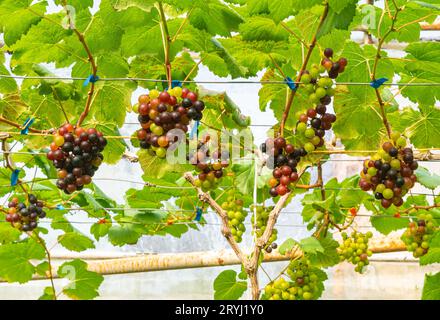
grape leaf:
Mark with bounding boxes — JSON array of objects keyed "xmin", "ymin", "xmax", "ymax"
[
  {"xmin": 58, "ymin": 232, "xmax": 95, "ymax": 252},
  {"xmin": 416, "ymin": 167, "xmax": 440, "ymax": 190},
  {"xmin": 213, "ymin": 270, "xmax": 247, "ymax": 300},
  {"xmin": 58, "ymin": 259, "xmax": 104, "ymax": 300},
  {"xmin": 422, "ymin": 271, "xmax": 440, "ymax": 300}
]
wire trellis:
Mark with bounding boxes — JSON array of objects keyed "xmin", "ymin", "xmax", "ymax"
[{"xmin": 1, "ymin": 74, "xmax": 440, "ymax": 87}]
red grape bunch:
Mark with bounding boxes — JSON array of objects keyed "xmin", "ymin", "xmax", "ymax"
[
  {"xmin": 359, "ymin": 133, "xmax": 418, "ymax": 208},
  {"xmin": 47, "ymin": 123, "xmax": 108, "ymax": 194},
  {"xmin": 134, "ymin": 87, "xmax": 205, "ymax": 158},
  {"xmin": 296, "ymin": 48, "xmax": 346, "ymax": 153},
  {"xmin": 261, "ymin": 137, "xmax": 306, "ymax": 197},
  {"xmin": 5, "ymin": 194, "xmax": 46, "ymax": 232},
  {"xmin": 402, "ymin": 213, "xmax": 438, "ymax": 258}
]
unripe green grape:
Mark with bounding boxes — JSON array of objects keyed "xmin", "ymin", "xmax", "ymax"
[
  {"xmin": 305, "ymin": 128, "xmax": 316, "ymax": 138},
  {"xmin": 315, "ymin": 87, "xmax": 327, "ymax": 99},
  {"xmin": 396, "ymin": 137, "xmax": 406, "ymax": 147},
  {"xmin": 297, "ymin": 122, "xmax": 307, "ymax": 133},
  {"xmin": 304, "ymin": 142, "xmax": 316, "ymax": 153},
  {"xmin": 311, "ymin": 135, "xmax": 321, "ymax": 146},
  {"xmin": 382, "ymin": 188, "xmax": 394, "ymax": 200},
  {"xmin": 301, "ymin": 74, "xmax": 312, "ymax": 84}
]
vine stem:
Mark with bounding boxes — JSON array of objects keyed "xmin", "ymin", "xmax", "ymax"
[
  {"xmin": 29, "ymin": 232, "xmax": 57, "ymax": 299},
  {"xmin": 0, "ymin": 116, "xmax": 49, "ymax": 134},
  {"xmin": 370, "ymin": 0, "xmax": 401, "ymax": 139},
  {"xmin": 279, "ymin": 3, "xmax": 329, "ymax": 136},
  {"xmin": 157, "ymin": 2, "xmax": 172, "ymax": 88},
  {"xmin": 61, "ymin": 1, "xmax": 98, "ymax": 128}
]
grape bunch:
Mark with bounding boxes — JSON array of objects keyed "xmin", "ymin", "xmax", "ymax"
[
  {"xmin": 191, "ymin": 143, "xmax": 230, "ymax": 192},
  {"xmin": 221, "ymin": 192, "xmax": 246, "ymax": 243},
  {"xmin": 5, "ymin": 194, "xmax": 46, "ymax": 232},
  {"xmin": 263, "ymin": 256, "xmax": 324, "ymax": 300},
  {"xmin": 295, "ymin": 49, "xmax": 346, "ymax": 153},
  {"xmin": 134, "ymin": 87, "xmax": 205, "ymax": 158},
  {"xmin": 338, "ymin": 231, "xmax": 373, "ymax": 273},
  {"xmin": 262, "ymin": 137, "xmax": 306, "ymax": 197},
  {"xmin": 359, "ymin": 133, "xmax": 418, "ymax": 208},
  {"xmin": 250, "ymin": 205, "xmax": 278, "ymax": 252},
  {"xmin": 47, "ymin": 123, "xmax": 107, "ymax": 194},
  {"xmin": 321, "ymin": 47, "xmax": 348, "ymax": 79},
  {"xmin": 402, "ymin": 213, "xmax": 437, "ymax": 258}
]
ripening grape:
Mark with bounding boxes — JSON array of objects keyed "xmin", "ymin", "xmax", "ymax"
[
  {"xmin": 250, "ymin": 205, "xmax": 278, "ymax": 252},
  {"xmin": 261, "ymin": 137, "xmax": 305, "ymax": 198},
  {"xmin": 190, "ymin": 141, "xmax": 230, "ymax": 192},
  {"xmin": 295, "ymin": 49, "xmax": 346, "ymax": 154},
  {"xmin": 134, "ymin": 87, "xmax": 204, "ymax": 158},
  {"xmin": 402, "ymin": 213, "xmax": 438, "ymax": 258},
  {"xmin": 263, "ymin": 255, "xmax": 325, "ymax": 300},
  {"xmin": 5, "ymin": 194, "xmax": 46, "ymax": 231},
  {"xmin": 338, "ymin": 231, "xmax": 373, "ymax": 273},
  {"xmin": 47, "ymin": 124, "xmax": 107, "ymax": 194},
  {"xmin": 222, "ymin": 192, "xmax": 247, "ymax": 243},
  {"xmin": 358, "ymin": 133, "xmax": 418, "ymax": 209}
]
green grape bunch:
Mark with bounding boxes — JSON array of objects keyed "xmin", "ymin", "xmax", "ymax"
[
  {"xmin": 263, "ymin": 256, "xmax": 324, "ymax": 300},
  {"xmin": 338, "ymin": 231, "xmax": 373, "ymax": 273},
  {"xmin": 222, "ymin": 192, "xmax": 247, "ymax": 243},
  {"xmin": 402, "ymin": 213, "xmax": 438, "ymax": 258},
  {"xmin": 250, "ymin": 205, "xmax": 278, "ymax": 252}
]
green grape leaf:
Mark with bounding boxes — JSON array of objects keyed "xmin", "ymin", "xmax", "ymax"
[
  {"xmin": 213, "ymin": 270, "xmax": 247, "ymax": 300},
  {"xmin": 416, "ymin": 167, "xmax": 440, "ymax": 190},
  {"xmin": 90, "ymin": 222, "xmax": 111, "ymax": 241},
  {"xmin": 0, "ymin": 0, "xmax": 47, "ymax": 46},
  {"xmin": 278, "ymin": 238, "xmax": 299, "ymax": 255},
  {"xmin": 0, "ymin": 239, "xmax": 46, "ymax": 283},
  {"xmin": 39, "ymin": 286, "xmax": 56, "ymax": 300},
  {"xmin": 422, "ymin": 271, "xmax": 440, "ymax": 300},
  {"xmin": 108, "ymin": 224, "xmax": 141, "ymax": 246},
  {"xmin": 239, "ymin": 17, "xmax": 288, "ymax": 42},
  {"xmin": 268, "ymin": 0, "xmax": 296, "ymax": 23},
  {"xmin": 317, "ymin": 0, "xmax": 357, "ymax": 38},
  {"xmin": 57, "ymin": 259, "xmax": 104, "ymax": 300},
  {"xmin": 389, "ymin": 105, "xmax": 440, "ymax": 148},
  {"xmin": 300, "ymin": 237, "xmax": 325, "ymax": 254},
  {"xmin": 370, "ymin": 215, "xmax": 409, "ymax": 235},
  {"xmin": 58, "ymin": 232, "xmax": 95, "ymax": 252},
  {"xmin": 0, "ymin": 223, "xmax": 21, "ymax": 244},
  {"xmin": 308, "ymin": 234, "xmax": 340, "ymax": 268}
]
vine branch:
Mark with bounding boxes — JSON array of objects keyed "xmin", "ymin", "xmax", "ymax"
[
  {"xmin": 370, "ymin": 0, "xmax": 401, "ymax": 138},
  {"xmin": 279, "ymin": 3, "xmax": 329, "ymax": 136},
  {"xmin": 62, "ymin": 0, "xmax": 98, "ymax": 128}
]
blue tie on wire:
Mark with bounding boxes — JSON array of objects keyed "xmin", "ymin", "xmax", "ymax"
[
  {"xmin": 83, "ymin": 75, "xmax": 100, "ymax": 86},
  {"xmin": 194, "ymin": 207, "xmax": 203, "ymax": 222},
  {"xmin": 284, "ymin": 77, "xmax": 297, "ymax": 90},
  {"xmin": 171, "ymin": 80, "xmax": 182, "ymax": 88},
  {"xmin": 370, "ymin": 78, "xmax": 388, "ymax": 89},
  {"xmin": 190, "ymin": 120, "xmax": 200, "ymax": 140},
  {"xmin": 10, "ymin": 169, "xmax": 20, "ymax": 186},
  {"xmin": 20, "ymin": 117, "xmax": 35, "ymax": 135},
  {"xmin": 56, "ymin": 204, "xmax": 65, "ymax": 210}
]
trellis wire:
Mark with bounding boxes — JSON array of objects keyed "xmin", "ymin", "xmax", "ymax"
[{"xmin": 1, "ymin": 74, "xmax": 440, "ymax": 86}]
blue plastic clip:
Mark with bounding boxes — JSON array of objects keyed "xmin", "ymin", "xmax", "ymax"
[
  {"xmin": 56, "ymin": 204, "xmax": 65, "ymax": 210},
  {"xmin": 284, "ymin": 77, "xmax": 297, "ymax": 91},
  {"xmin": 171, "ymin": 80, "xmax": 182, "ymax": 88},
  {"xmin": 195, "ymin": 207, "xmax": 203, "ymax": 222},
  {"xmin": 83, "ymin": 75, "xmax": 100, "ymax": 86},
  {"xmin": 190, "ymin": 120, "xmax": 200, "ymax": 140},
  {"xmin": 370, "ymin": 77, "xmax": 388, "ymax": 89},
  {"xmin": 10, "ymin": 169, "xmax": 20, "ymax": 186},
  {"xmin": 20, "ymin": 117, "xmax": 35, "ymax": 135}
]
